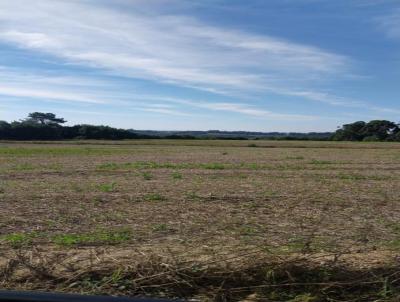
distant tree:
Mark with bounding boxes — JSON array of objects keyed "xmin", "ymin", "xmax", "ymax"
[
  {"xmin": 361, "ymin": 120, "xmax": 398, "ymax": 141},
  {"xmin": 331, "ymin": 121, "xmax": 366, "ymax": 141},
  {"xmin": 332, "ymin": 120, "xmax": 400, "ymax": 142},
  {"xmin": 0, "ymin": 120, "xmax": 10, "ymax": 130},
  {"xmin": 0, "ymin": 121, "xmax": 11, "ymax": 139},
  {"xmin": 24, "ymin": 112, "xmax": 67, "ymax": 126},
  {"xmin": 76, "ymin": 124, "xmax": 138, "ymax": 139}
]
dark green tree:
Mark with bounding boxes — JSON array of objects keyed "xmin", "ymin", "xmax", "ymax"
[
  {"xmin": 332, "ymin": 120, "xmax": 400, "ymax": 141},
  {"xmin": 24, "ymin": 112, "xmax": 67, "ymax": 126},
  {"xmin": 361, "ymin": 120, "xmax": 398, "ymax": 141},
  {"xmin": 331, "ymin": 121, "xmax": 366, "ymax": 141}
]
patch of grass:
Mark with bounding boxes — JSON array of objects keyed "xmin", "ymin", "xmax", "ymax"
[
  {"xmin": 247, "ymin": 143, "xmax": 258, "ymax": 147},
  {"xmin": 171, "ymin": 171, "xmax": 183, "ymax": 179},
  {"xmin": 245, "ymin": 163, "xmax": 261, "ymax": 170},
  {"xmin": 263, "ymin": 190, "xmax": 279, "ymax": 198},
  {"xmin": 240, "ymin": 225, "xmax": 259, "ymax": 236},
  {"xmin": 152, "ymin": 224, "xmax": 168, "ymax": 232},
  {"xmin": 45, "ymin": 163, "xmax": 64, "ymax": 171},
  {"xmin": 185, "ymin": 191, "xmax": 202, "ymax": 200},
  {"xmin": 144, "ymin": 193, "xmax": 166, "ymax": 202},
  {"xmin": 52, "ymin": 229, "xmax": 132, "ymax": 246},
  {"xmin": 0, "ymin": 232, "xmax": 37, "ymax": 248},
  {"xmin": 141, "ymin": 171, "xmax": 153, "ymax": 180},
  {"xmin": 276, "ymin": 236, "xmax": 337, "ymax": 253},
  {"xmin": 385, "ymin": 239, "xmax": 400, "ymax": 250},
  {"xmin": 275, "ymin": 237, "xmax": 308, "ymax": 253},
  {"xmin": 96, "ymin": 162, "xmax": 119, "ymax": 170},
  {"xmin": 97, "ymin": 182, "xmax": 117, "ymax": 192},
  {"xmin": 388, "ymin": 222, "xmax": 400, "ymax": 234},
  {"xmin": 14, "ymin": 163, "xmax": 35, "ymax": 171}
]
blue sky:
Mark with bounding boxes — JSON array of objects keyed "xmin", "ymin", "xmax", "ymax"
[{"xmin": 0, "ymin": 0, "xmax": 399, "ymax": 132}]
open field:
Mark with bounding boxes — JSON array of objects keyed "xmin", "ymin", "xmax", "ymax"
[{"xmin": 1, "ymin": 140, "xmax": 400, "ymax": 301}]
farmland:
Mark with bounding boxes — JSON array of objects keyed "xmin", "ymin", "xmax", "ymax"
[{"xmin": 1, "ymin": 140, "xmax": 400, "ymax": 301}]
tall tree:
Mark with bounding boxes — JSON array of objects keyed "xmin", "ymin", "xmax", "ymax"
[
  {"xmin": 362, "ymin": 120, "xmax": 399, "ymax": 141},
  {"xmin": 24, "ymin": 112, "xmax": 67, "ymax": 126},
  {"xmin": 332, "ymin": 121, "xmax": 366, "ymax": 141}
]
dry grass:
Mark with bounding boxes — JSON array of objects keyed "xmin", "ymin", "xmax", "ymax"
[{"xmin": 1, "ymin": 140, "xmax": 400, "ymax": 301}]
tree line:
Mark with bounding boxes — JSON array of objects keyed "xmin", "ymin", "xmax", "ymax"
[
  {"xmin": 0, "ymin": 112, "xmax": 142, "ymax": 140},
  {"xmin": 0, "ymin": 112, "xmax": 399, "ymax": 141}
]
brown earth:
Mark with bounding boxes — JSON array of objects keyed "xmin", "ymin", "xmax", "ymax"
[{"xmin": 1, "ymin": 140, "xmax": 400, "ymax": 301}]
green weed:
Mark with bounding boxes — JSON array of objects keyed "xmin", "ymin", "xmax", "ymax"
[
  {"xmin": 171, "ymin": 171, "xmax": 183, "ymax": 179},
  {"xmin": 97, "ymin": 182, "xmax": 117, "ymax": 192},
  {"xmin": 240, "ymin": 226, "xmax": 258, "ymax": 236},
  {"xmin": 52, "ymin": 229, "xmax": 131, "ymax": 246},
  {"xmin": 185, "ymin": 191, "xmax": 202, "ymax": 200},
  {"xmin": 152, "ymin": 224, "xmax": 168, "ymax": 232},
  {"xmin": 245, "ymin": 163, "xmax": 261, "ymax": 170},
  {"xmin": 97, "ymin": 162, "xmax": 119, "ymax": 170},
  {"xmin": 14, "ymin": 163, "xmax": 35, "ymax": 171},
  {"xmin": 0, "ymin": 232, "xmax": 37, "ymax": 248},
  {"xmin": 144, "ymin": 193, "xmax": 166, "ymax": 202},
  {"xmin": 386, "ymin": 239, "xmax": 400, "ymax": 250},
  {"xmin": 142, "ymin": 172, "xmax": 153, "ymax": 180}
]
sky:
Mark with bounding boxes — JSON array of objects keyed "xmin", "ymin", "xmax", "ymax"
[{"xmin": 0, "ymin": 0, "xmax": 399, "ymax": 132}]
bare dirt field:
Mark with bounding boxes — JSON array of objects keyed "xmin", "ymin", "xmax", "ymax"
[{"xmin": 1, "ymin": 140, "xmax": 400, "ymax": 301}]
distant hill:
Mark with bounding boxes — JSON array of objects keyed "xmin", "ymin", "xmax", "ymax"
[{"xmin": 128, "ymin": 129, "xmax": 333, "ymax": 140}]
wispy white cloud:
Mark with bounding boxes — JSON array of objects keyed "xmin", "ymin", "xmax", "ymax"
[
  {"xmin": 127, "ymin": 95, "xmax": 318, "ymax": 120},
  {"xmin": 0, "ymin": 0, "xmax": 349, "ymax": 96},
  {"xmin": 124, "ymin": 93, "xmax": 400, "ymax": 120},
  {"xmin": 138, "ymin": 107, "xmax": 191, "ymax": 116},
  {"xmin": 0, "ymin": 67, "xmax": 122, "ymax": 105},
  {"xmin": 370, "ymin": 106, "xmax": 400, "ymax": 114},
  {"xmin": 191, "ymin": 102, "xmax": 316, "ymax": 120},
  {"xmin": 0, "ymin": 66, "xmax": 109, "ymax": 87},
  {"xmin": 0, "ymin": 86, "xmax": 106, "ymax": 104},
  {"xmin": 280, "ymin": 90, "xmax": 365, "ymax": 107},
  {"xmin": 0, "ymin": 66, "xmax": 314, "ymax": 120},
  {"xmin": 1, "ymin": 66, "xmax": 398, "ymax": 121}
]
